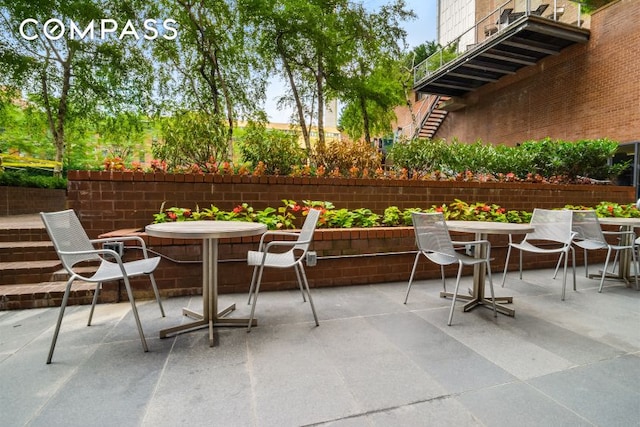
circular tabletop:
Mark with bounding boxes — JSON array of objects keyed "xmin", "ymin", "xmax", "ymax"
[
  {"xmin": 145, "ymin": 221, "xmax": 267, "ymax": 240},
  {"xmin": 446, "ymin": 220, "xmax": 534, "ymax": 235},
  {"xmin": 596, "ymin": 217, "xmax": 640, "ymax": 227}
]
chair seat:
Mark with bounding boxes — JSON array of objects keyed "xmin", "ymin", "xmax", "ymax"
[
  {"xmin": 510, "ymin": 240, "xmax": 569, "ymax": 254},
  {"xmin": 426, "ymin": 251, "xmax": 485, "ymax": 266},
  {"xmin": 247, "ymin": 250, "xmax": 296, "ymax": 268},
  {"xmin": 91, "ymin": 257, "xmax": 161, "ymax": 283},
  {"xmin": 573, "ymin": 239, "xmax": 608, "ymax": 251}
]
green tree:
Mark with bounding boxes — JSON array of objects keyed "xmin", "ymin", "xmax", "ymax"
[
  {"xmin": 0, "ymin": 0, "xmax": 155, "ymax": 176},
  {"xmin": 151, "ymin": 0, "xmax": 268, "ymax": 158},
  {"xmin": 334, "ymin": 1, "xmax": 414, "ymax": 143}
]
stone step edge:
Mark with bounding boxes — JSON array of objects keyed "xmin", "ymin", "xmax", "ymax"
[{"xmin": 0, "ymin": 281, "xmax": 96, "ymax": 310}]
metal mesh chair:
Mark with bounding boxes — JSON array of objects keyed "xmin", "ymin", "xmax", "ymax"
[
  {"xmin": 502, "ymin": 208, "xmax": 576, "ymax": 300},
  {"xmin": 40, "ymin": 209, "xmax": 165, "ymax": 364},
  {"xmin": 559, "ymin": 210, "xmax": 638, "ymax": 292},
  {"xmin": 246, "ymin": 208, "xmax": 321, "ymax": 331},
  {"xmin": 403, "ymin": 212, "xmax": 496, "ymax": 326}
]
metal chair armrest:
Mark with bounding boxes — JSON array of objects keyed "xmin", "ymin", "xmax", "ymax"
[
  {"xmin": 91, "ymin": 236, "xmax": 150, "ymax": 257},
  {"xmin": 257, "ymin": 231, "xmax": 300, "ymax": 250},
  {"xmin": 602, "ymin": 230, "xmax": 635, "ymax": 237},
  {"xmin": 264, "ymin": 237, "xmax": 312, "ymax": 252}
]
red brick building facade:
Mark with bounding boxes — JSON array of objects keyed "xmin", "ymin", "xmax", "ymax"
[
  {"xmin": 433, "ymin": 0, "xmax": 638, "ymax": 145},
  {"xmin": 397, "ymin": 1, "xmax": 638, "ymax": 146}
]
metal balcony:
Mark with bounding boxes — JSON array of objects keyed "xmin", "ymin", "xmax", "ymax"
[{"xmin": 414, "ymin": 10, "xmax": 590, "ymax": 98}]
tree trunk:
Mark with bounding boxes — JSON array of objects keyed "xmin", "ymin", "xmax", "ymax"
[
  {"xmin": 41, "ymin": 45, "xmax": 74, "ymax": 178},
  {"xmin": 277, "ymin": 34, "xmax": 311, "ymax": 153},
  {"xmin": 316, "ymin": 57, "xmax": 325, "ymax": 148},
  {"xmin": 359, "ymin": 95, "xmax": 371, "ymax": 144}
]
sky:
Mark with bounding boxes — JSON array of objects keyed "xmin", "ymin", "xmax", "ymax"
[{"xmin": 264, "ymin": 0, "xmax": 438, "ymax": 123}]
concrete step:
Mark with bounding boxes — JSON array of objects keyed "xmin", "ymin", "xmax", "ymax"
[
  {"xmin": 0, "ymin": 281, "xmax": 97, "ymax": 310},
  {"xmin": 0, "ymin": 228, "xmax": 50, "ymax": 243},
  {"xmin": 0, "ymin": 260, "xmax": 62, "ymax": 285},
  {"xmin": 0, "ymin": 241, "xmax": 58, "ymax": 262},
  {"xmin": 0, "ymin": 214, "xmax": 49, "ymax": 243}
]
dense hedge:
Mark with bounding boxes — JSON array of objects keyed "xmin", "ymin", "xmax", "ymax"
[
  {"xmin": 388, "ymin": 137, "xmax": 627, "ymax": 183},
  {"xmin": 0, "ymin": 170, "xmax": 67, "ymax": 189}
]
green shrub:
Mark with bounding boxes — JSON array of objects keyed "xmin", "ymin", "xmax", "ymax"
[
  {"xmin": 312, "ymin": 138, "xmax": 382, "ymax": 175},
  {"xmin": 238, "ymin": 122, "xmax": 307, "ymax": 175},
  {"xmin": 154, "ymin": 111, "xmax": 231, "ymax": 172},
  {"xmin": 388, "ymin": 137, "xmax": 628, "ymax": 182},
  {"xmin": 0, "ymin": 170, "xmax": 67, "ymax": 189}
]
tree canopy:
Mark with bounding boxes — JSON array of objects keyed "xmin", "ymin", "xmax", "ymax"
[{"xmin": 0, "ymin": 0, "xmax": 421, "ymax": 172}]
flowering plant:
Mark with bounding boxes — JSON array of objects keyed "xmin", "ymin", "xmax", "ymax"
[{"xmin": 151, "ymin": 200, "xmax": 639, "ymax": 229}]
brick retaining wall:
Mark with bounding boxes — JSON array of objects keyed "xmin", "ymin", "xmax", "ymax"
[
  {"xmin": 67, "ymin": 171, "xmax": 634, "ymax": 238},
  {"xmin": 0, "ymin": 187, "xmax": 66, "ymax": 216},
  {"xmin": 69, "ymin": 171, "xmax": 632, "ymax": 299}
]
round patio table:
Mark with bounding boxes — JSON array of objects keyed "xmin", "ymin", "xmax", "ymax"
[
  {"xmin": 445, "ymin": 221, "xmax": 534, "ymax": 317},
  {"xmin": 146, "ymin": 221, "xmax": 267, "ymax": 346}
]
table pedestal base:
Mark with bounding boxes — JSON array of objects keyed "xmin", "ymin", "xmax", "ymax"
[
  {"xmin": 440, "ymin": 292, "xmax": 515, "ymax": 317},
  {"xmin": 588, "ymin": 270, "xmax": 629, "ymax": 285},
  {"xmin": 159, "ymin": 304, "xmax": 257, "ymax": 346}
]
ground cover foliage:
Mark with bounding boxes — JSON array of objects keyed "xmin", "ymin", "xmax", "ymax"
[{"xmin": 152, "ymin": 199, "xmax": 640, "ymax": 230}]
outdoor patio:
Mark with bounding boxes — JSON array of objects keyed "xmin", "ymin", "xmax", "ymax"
[{"xmin": 1, "ymin": 266, "xmax": 638, "ymax": 426}]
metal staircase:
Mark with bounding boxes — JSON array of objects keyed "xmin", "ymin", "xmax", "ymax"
[{"xmin": 414, "ymin": 95, "xmax": 449, "ymax": 140}]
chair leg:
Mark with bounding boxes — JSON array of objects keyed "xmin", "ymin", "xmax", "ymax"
[
  {"xmin": 87, "ymin": 282, "xmax": 101, "ymax": 326},
  {"xmin": 518, "ymin": 250, "xmax": 523, "ymax": 280},
  {"xmin": 599, "ymin": 248, "xmax": 613, "ymax": 293},
  {"xmin": 485, "ymin": 260, "xmax": 497, "ymax": 318},
  {"xmin": 297, "ymin": 263, "xmax": 319, "ymax": 326},
  {"xmin": 553, "ymin": 253, "xmax": 563, "ymax": 279},
  {"xmin": 583, "ymin": 248, "xmax": 589, "ymax": 277},
  {"xmin": 612, "ymin": 251, "xmax": 619, "ymax": 274},
  {"xmin": 561, "ymin": 248, "xmax": 569, "ymax": 301},
  {"xmin": 247, "ymin": 265, "xmax": 259, "ymax": 305},
  {"xmin": 122, "ymin": 276, "xmax": 148, "ymax": 352},
  {"xmin": 447, "ymin": 263, "xmax": 464, "ymax": 326},
  {"xmin": 247, "ymin": 264, "xmax": 265, "ymax": 332},
  {"xmin": 293, "ymin": 262, "xmax": 307, "ymax": 302},
  {"xmin": 149, "ymin": 273, "xmax": 165, "ymax": 317},
  {"xmin": 571, "ymin": 247, "xmax": 577, "ymax": 291},
  {"xmin": 47, "ymin": 277, "xmax": 74, "ymax": 364},
  {"xmin": 632, "ymin": 246, "xmax": 639, "ymax": 290},
  {"xmin": 404, "ymin": 252, "xmax": 421, "ymax": 304},
  {"xmin": 440, "ymin": 265, "xmax": 447, "ymax": 292},
  {"xmin": 501, "ymin": 245, "xmax": 512, "ymax": 287}
]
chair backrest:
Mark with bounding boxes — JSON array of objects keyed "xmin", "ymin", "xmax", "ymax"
[
  {"xmin": 571, "ymin": 210, "xmax": 606, "ymax": 244},
  {"xmin": 40, "ymin": 209, "xmax": 101, "ymax": 270},
  {"xmin": 294, "ymin": 208, "xmax": 321, "ymax": 252},
  {"xmin": 411, "ymin": 212, "xmax": 457, "ymax": 257},
  {"xmin": 525, "ymin": 208, "xmax": 573, "ymax": 244}
]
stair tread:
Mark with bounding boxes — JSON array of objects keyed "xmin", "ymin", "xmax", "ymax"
[
  {"xmin": 0, "ymin": 241, "xmax": 53, "ymax": 249},
  {"xmin": 0, "ymin": 281, "xmax": 95, "ymax": 296},
  {"xmin": 0, "ymin": 260, "xmax": 61, "ymax": 270}
]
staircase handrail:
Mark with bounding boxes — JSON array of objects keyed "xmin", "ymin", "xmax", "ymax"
[{"xmin": 413, "ymin": 95, "xmax": 443, "ymax": 140}]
